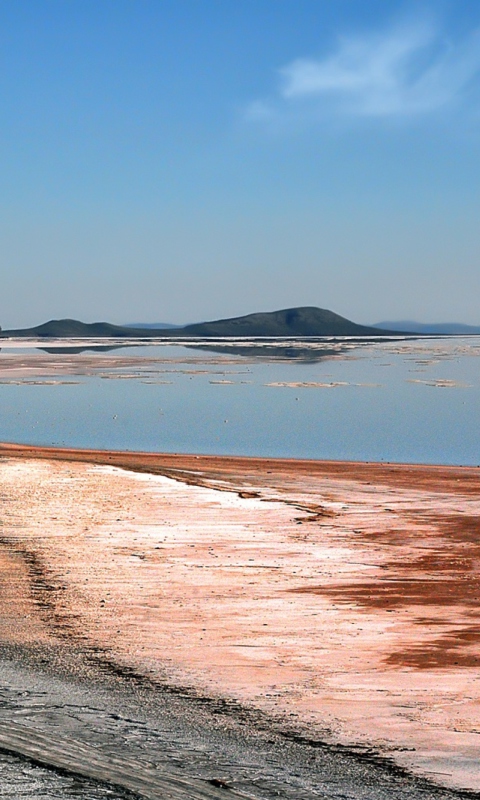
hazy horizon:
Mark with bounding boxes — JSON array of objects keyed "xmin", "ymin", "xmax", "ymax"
[
  {"xmin": 2, "ymin": 0, "xmax": 480, "ymax": 329},
  {"xmin": 3, "ymin": 306, "xmax": 480, "ymax": 332}
]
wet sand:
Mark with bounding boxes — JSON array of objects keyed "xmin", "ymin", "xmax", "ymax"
[{"xmin": 0, "ymin": 443, "xmax": 479, "ymax": 797}]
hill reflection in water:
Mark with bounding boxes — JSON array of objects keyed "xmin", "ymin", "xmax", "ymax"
[
  {"xmin": 34, "ymin": 336, "xmax": 409, "ymax": 363},
  {"xmin": 1, "ymin": 335, "xmax": 478, "ymax": 466},
  {"xmin": 184, "ymin": 337, "xmax": 405, "ymax": 362}
]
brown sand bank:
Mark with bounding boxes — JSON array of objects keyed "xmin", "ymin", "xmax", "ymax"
[{"xmin": 0, "ymin": 443, "xmax": 479, "ymax": 792}]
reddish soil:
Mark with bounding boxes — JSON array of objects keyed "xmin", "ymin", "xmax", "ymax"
[
  {"xmin": 1, "ymin": 441, "xmax": 480, "ymax": 493},
  {"xmin": 1, "ymin": 443, "xmax": 480, "ymax": 791}
]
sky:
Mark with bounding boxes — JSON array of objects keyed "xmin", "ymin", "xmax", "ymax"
[{"xmin": 1, "ymin": 0, "xmax": 480, "ymax": 328}]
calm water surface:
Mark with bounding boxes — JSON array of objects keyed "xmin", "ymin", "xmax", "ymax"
[
  {"xmin": 1, "ymin": 336, "xmax": 479, "ymax": 800},
  {"xmin": 0, "ymin": 336, "xmax": 479, "ymax": 465}
]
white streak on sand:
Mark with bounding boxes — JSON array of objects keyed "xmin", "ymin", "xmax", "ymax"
[{"xmin": 0, "ymin": 457, "xmax": 479, "ymax": 791}]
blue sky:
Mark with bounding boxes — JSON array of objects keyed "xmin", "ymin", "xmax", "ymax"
[{"xmin": 1, "ymin": 0, "xmax": 480, "ymax": 327}]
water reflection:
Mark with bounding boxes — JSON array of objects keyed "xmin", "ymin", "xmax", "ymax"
[
  {"xmin": 185, "ymin": 338, "xmax": 385, "ymax": 362},
  {"xmin": 0, "ymin": 337, "xmax": 478, "ymax": 464},
  {"xmin": 31, "ymin": 335, "xmax": 413, "ymax": 363},
  {"xmin": 39, "ymin": 345, "xmax": 128, "ymax": 355}
]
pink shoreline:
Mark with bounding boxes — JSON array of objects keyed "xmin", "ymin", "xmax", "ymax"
[{"xmin": 1, "ymin": 445, "xmax": 480, "ymax": 791}]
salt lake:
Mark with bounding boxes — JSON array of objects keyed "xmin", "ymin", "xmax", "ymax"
[{"xmin": 0, "ymin": 335, "xmax": 479, "ymax": 465}]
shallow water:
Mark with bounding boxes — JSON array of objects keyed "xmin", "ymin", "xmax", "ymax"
[
  {"xmin": 0, "ymin": 336, "xmax": 479, "ymax": 464},
  {"xmin": 1, "ymin": 377, "xmax": 480, "ymax": 798}
]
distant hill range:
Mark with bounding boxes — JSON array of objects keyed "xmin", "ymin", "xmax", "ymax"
[
  {"xmin": 372, "ymin": 321, "xmax": 480, "ymax": 335},
  {"xmin": 0, "ymin": 307, "xmax": 405, "ymax": 339}
]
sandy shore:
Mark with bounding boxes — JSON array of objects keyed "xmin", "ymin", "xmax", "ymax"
[{"xmin": 0, "ymin": 442, "xmax": 479, "ymax": 795}]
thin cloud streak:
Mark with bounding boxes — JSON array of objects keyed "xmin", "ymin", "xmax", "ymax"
[{"xmin": 248, "ymin": 21, "xmax": 480, "ymax": 121}]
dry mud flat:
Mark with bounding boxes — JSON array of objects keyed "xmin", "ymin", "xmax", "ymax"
[{"xmin": 0, "ymin": 444, "xmax": 480, "ymax": 798}]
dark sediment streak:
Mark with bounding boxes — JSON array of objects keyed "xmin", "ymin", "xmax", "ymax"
[{"xmin": 0, "ymin": 648, "xmax": 476, "ymax": 800}]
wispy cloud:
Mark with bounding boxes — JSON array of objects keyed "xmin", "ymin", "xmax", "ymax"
[{"xmin": 247, "ymin": 20, "xmax": 480, "ymax": 121}]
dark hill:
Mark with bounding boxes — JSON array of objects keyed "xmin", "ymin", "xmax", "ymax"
[
  {"xmin": 0, "ymin": 319, "xmax": 149, "ymax": 338},
  {"xmin": 177, "ymin": 307, "xmax": 398, "ymax": 337},
  {"xmin": 0, "ymin": 309, "xmax": 406, "ymax": 339},
  {"xmin": 124, "ymin": 322, "xmax": 183, "ymax": 330}
]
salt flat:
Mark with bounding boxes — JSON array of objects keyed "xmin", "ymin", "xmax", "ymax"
[{"xmin": 0, "ymin": 444, "xmax": 479, "ymax": 796}]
